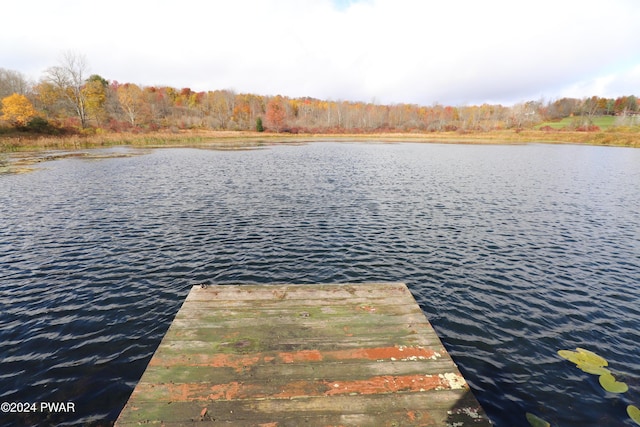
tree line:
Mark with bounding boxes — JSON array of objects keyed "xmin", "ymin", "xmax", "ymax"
[{"xmin": 1, "ymin": 53, "xmax": 639, "ymax": 134}]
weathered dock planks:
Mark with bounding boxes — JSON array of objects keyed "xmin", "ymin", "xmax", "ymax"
[{"xmin": 116, "ymin": 283, "xmax": 492, "ymax": 426}]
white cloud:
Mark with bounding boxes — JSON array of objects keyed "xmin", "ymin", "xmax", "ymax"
[
  {"xmin": 558, "ymin": 64, "xmax": 640, "ymax": 100},
  {"xmin": 2, "ymin": 0, "xmax": 639, "ymax": 105}
]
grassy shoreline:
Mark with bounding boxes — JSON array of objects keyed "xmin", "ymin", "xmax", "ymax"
[{"xmin": 1, "ymin": 128, "xmax": 639, "ymax": 154}]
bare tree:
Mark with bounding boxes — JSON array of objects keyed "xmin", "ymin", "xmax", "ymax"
[
  {"xmin": 0, "ymin": 68, "xmax": 30, "ymax": 98},
  {"xmin": 45, "ymin": 51, "xmax": 90, "ymax": 127}
]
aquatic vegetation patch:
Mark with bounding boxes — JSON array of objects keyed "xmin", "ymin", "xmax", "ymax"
[
  {"xmin": 556, "ymin": 347, "xmax": 639, "ymax": 425},
  {"xmin": 558, "ymin": 347, "xmax": 628, "ymax": 394},
  {"xmin": 526, "ymin": 412, "xmax": 550, "ymax": 427}
]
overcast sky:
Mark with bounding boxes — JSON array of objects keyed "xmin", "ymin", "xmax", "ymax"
[{"xmin": 2, "ymin": 0, "xmax": 639, "ymax": 105}]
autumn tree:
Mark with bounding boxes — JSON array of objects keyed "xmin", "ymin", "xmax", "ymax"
[
  {"xmin": 203, "ymin": 90, "xmax": 234, "ymax": 129},
  {"xmin": 614, "ymin": 95, "xmax": 638, "ymax": 115},
  {"xmin": 229, "ymin": 95, "xmax": 249, "ymax": 129},
  {"xmin": 84, "ymin": 74, "xmax": 109, "ymax": 125},
  {"xmin": 44, "ymin": 52, "xmax": 90, "ymax": 127},
  {"xmin": 1, "ymin": 93, "xmax": 38, "ymax": 127},
  {"xmin": 265, "ymin": 96, "xmax": 286, "ymax": 132},
  {"xmin": 245, "ymin": 94, "xmax": 266, "ymax": 129},
  {"xmin": 546, "ymin": 98, "xmax": 580, "ymax": 120},
  {"xmin": 142, "ymin": 86, "xmax": 172, "ymax": 126},
  {"xmin": 33, "ymin": 81, "xmax": 62, "ymax": 120},
  {"xmin": 117, "ymin": 83, "xmax": 145, "ymax": 126}
]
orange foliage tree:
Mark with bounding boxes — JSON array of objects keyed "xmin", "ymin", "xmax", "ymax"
[
  {"xmin": 1, "ymin": 93, "xmax": 38, "ymax": 127},
  {"xmin": 266, "ymin": 96, "xmax": 286, "ymax": 132}
]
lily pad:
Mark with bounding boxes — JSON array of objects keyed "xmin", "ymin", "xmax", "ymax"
[
  {"xmin": 576, "ymin": 364, "xmax": 610, "ymax": 376},
  {"xmin": 628, "ymin": 405, "xmax": 640, "ymax": 425},
  {"xmin": 558, "ymin": 348, "xmax": 608, "ymax": 368},
  {"xmin": 575, "ymin": 348, "xmax": 608, "ymax": 367},
  {"xmin": 526, "ymin": 412, "xmax": 551, "ymax": 427},
  {"xmin": 599, "ymin": 373, "xmax": 628, "ymax": 393},
  {"xmin": 558, "ymin": 349, "xmax": 577, "ymax": 361}
]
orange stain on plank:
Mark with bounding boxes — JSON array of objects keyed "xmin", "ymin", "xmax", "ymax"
[
  {"xmin": 151, "ymin": 345, "xmax": 440, "ymax": 371},
  {"xmin": 145, "ymin": 374, "xmax": 453, "ymax": 402},
  {"xmin": 332, "ymin": 345, "xmax": 441, "ymax": 361},
  {"xmin": 278, "ymin": 349, "xmax": 323, "ymax": 363},
  {"xmin": 324, "ymin": 374, "xmax": 446, "ymax": 396}
]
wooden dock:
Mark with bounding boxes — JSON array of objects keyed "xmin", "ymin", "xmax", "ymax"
[{"xmin": 116, "ymin": 283, "xmax": 491, "ymax": 426}]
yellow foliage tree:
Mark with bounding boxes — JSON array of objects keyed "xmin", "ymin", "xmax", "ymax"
[
  {"xmin": 1, "ymin": 93, "xmax": 38, "ymax": 127},
  {"xmin": 84, "ymin": 75, "xmax": 108, "ymax": 125},
  {"xmin": 117, "ymin": 83, "xmax": 145, "ymax": 126}
]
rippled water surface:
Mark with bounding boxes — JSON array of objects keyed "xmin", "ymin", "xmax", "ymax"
[{"xmin": 1, "ymin": 142, "xmax": 639, "ymax": 426}]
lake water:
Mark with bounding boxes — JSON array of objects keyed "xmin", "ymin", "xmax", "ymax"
[{"xmin": 1, "ymin": 141, "xmax": 639, "ymax": 426}]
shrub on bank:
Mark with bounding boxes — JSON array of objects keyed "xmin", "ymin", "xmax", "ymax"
[
  {"xmin": 25, "ymin": 117, "xmax": 60, "ymax": 134},
  {"xmin": 574, "ymin": 125, "xmax": 601, "ymax": 132}
]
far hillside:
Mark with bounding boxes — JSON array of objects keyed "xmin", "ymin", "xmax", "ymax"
[{"xmin": 1, "ymin": 58, "xmax": 640, "ymax": 137}]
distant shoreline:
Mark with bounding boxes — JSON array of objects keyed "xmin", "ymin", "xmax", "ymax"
[{"xmin": 1, "ymin": 129, "xmax": 638, "ymax": 154}]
